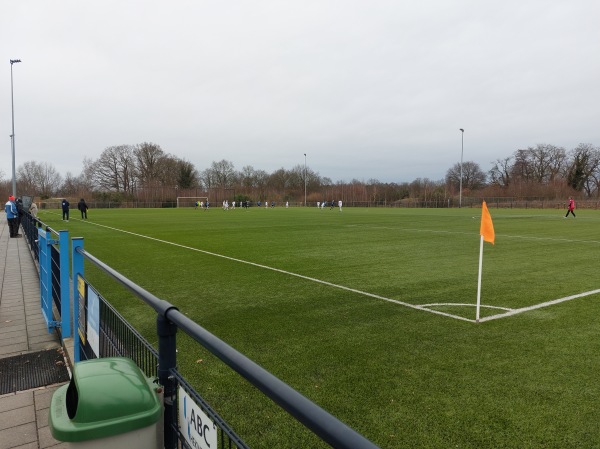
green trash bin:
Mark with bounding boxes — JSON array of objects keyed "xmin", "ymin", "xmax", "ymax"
[{"xmin": 49, "ymin": 357, "xmax": 162, "ymax": 448}]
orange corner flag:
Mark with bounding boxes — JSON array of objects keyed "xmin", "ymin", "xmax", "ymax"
[{"xmin": 480, "ymin": 201, "xmax": 495, "ymax": 245}]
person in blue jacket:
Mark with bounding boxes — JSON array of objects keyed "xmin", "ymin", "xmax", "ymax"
[{"xmin": 4, "ymin": 195, "xmax": 20, "ymax": 238}]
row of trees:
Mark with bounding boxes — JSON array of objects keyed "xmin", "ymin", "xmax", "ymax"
[{"xmin": 3, "ymin": 142, "xmax": 600, "ymax": 204}]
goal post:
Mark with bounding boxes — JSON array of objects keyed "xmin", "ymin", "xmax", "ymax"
[{"xmin": 177, "ymin": 197, "xmax": 208, "ymax": 208}]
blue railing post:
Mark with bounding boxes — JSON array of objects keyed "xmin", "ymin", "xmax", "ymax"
[
  {"xmin": 58, "ymin": 230, "xmax": 71, "ymax": 338},
  {"xmin": 72, "ymin": 238, "xmax": 84, "ymax": 363},
  {"xmin": 38, "ymin": 227, "xmax": 53, "ymax": 330},
  {"xmin": 157, "ymin": 314, "xmax": 178, "ymax": 449}
]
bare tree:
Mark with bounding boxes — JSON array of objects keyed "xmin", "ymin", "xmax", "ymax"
[
  {"xmin": 176, "ymin": 159, "xmax": 200, "ymax": 189},
  {"xmin": 91, "ymin": 145, "xmax": 137, "ymax": 193},
  {"xmin": 155, "ymin": 155, "xmax": 180, "ymax": 188},
  {"xmin": 529, "ymin": 144, "xmax": 567, "ymax": 183},
  {"xmin": 288, "ymin": 164, "xmax": 323, "ymax": 192},
  {"xmin": 488, "ymin": 157, "xmax": 513, "ymax": 188},
  {"xmin": 238, "ymin": 165, "xmax": 257, "ymax": 189},
  {"xmin": 201, "ymin": 167, "xmax": 216, "ymax": 190},
  {"xmin": 445, "ymin": 161, "xmax": 486, "ymax": 192},
  {"xmin": 17, "ymin": 161, "xmax": 63, "ymax": 198},
  {"xmin": 511, "ymin": 144, "xmax": 567, "ymax": 184},
  {"xmin": 268, "ymin": 168, "xmax": 292, "ymax": 196},
  {"xmin": 211, "ymin": 160, "xmax": 237, "ymax": 188},
  {"xmin": 511, "ymin": 149, "xmax": 535, "ymax": 183},
  {"xmin": 254, "ymin": 170, "xmax": 269, "ymax": 199},
  {"xmin": 134, "ymin": 142, "xmax": 165, "ymax": 187},
  {"xmin": 568, "ymin": 143, "xmax": 600, "ymax": 197}
]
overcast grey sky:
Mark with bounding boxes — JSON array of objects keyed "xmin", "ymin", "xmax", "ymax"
[{"xmin": 2, "ymin": 1, "xmax": 599, "ymax": 184}]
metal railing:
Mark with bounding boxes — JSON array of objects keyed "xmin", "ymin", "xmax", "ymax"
[
  {"xmin": 71, "ymin": 237, "xmax": 380, "ymax": 449},
  {"xmin": 20, "ymin": 212, "xmax": 40, "ymax": 261},
  {"xmin": 78, "ymin": 285, "xmax": 159, "ymax": 377}
]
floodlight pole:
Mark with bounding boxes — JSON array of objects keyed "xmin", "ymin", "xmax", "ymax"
[
  {"xmin": 10, "ymin": 59, "xmax": 21, "ymax": 197},
  {"xmin": 304, "ymin": 153, "xmax": 307, "ymax": 207},
  {"xmin": 459, "ymin": 128, "xmax": 464, "ymax": 208}
]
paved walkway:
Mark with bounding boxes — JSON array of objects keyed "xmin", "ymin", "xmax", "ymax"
[{"xmin": 0, "ymin": 215, "xmax": 67, "ymax": 449}]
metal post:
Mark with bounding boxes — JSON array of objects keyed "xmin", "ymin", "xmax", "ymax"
[
  {"xmin": 459, "ymin": 128, "xmax": 464, "ymax": 208},
  {"xmin": 10, "ymin": 59, "xmax": 21, "ymax": 197},
  {"xmin": 72, "ymin": 238, "xmax": 84, "ymax": 362},
  {"xmin": 304, "ymin": 153, "xmax": 307, "ymax": 207},
  {"xmin": 59, "ymin": 230, "xmax": 71, "ymax": 338},
  {"xmin": 39, "ymin": 228, "xmax": 52, "ymax": 324},
  {"xmin": 157, "ymin": 314, "xmax": 178, "ymax": 449}
]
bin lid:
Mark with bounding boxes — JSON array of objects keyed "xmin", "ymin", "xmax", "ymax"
[{"xmin": 49, "ymin": 357, "xmax": 162, "ymax": 442}]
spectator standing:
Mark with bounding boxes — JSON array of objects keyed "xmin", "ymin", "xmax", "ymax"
[
  {"xmin": 78, "ymin": 198, "xmax": 89, "ymax": 219},
  {"xmin": 62, "ymin": 199, "xmax": 70, "ymax": 221},
  {"xmin": 29, "ymin": 202, "xmax": 38, "ymax": 218},
  {"xmin": 4, "ymin": 196, "xmax": 20, "ymax": 237},
  {"xmin": 15, "ymin": 198, "xmax": 24, "ymax": 229}
]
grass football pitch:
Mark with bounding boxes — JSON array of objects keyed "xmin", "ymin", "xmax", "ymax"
[{"xmin": 39, "ymin": 205, "xmax": 600, "ymax": 448}]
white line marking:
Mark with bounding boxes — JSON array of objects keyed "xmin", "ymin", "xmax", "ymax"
[
  {"xmin": 478, "ymin": 289, "xmax": 600, "ymax": 322},
  {"xmin": 419, "ymin": 303, "xmax": 513, "ymax": 311},
  {"xmin": 351, "ymin": 224, "xmax": 600, "ymax": 245},
  {"xmin": 73, "ymin": 218, "xmax": 600, "ymax": 324}
]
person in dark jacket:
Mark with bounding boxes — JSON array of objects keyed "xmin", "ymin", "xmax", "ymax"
[
  {"xmin": 15, "ymin": 198, "xmax": 24, "ymax": 229},
  {"xmin": 77, "ymin": 198, "xmax": 89, "ymax": 219},
  {"xmin": 62, "ymin": 199, "xmax": 70, "ymax": 221}
]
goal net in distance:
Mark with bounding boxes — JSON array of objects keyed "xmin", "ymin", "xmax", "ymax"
[{"xmin": 177, "ymin": 197, "xmax": 208, "ymax": 208}]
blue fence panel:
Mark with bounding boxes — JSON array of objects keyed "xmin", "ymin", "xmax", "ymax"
[
  {"xmin": 37, "ymin": 226, "xmax": 71, "ymax": 337},
  {"xmin": 38, "ymin": 227, "xmax": 57, "ymax": 332}
]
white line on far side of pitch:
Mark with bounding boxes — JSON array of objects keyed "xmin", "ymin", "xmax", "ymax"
[{"xmin": 80, "ymin": 220, "xmax": 600, "ymax": 324}]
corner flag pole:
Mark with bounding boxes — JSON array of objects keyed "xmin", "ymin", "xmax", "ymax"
[
  {"xmin": 477, "ymin": 201, "xmax": 495, "ymax": 323},
  {"xmin": 476, "ymin": 235, "xmax": 484, "ymax": 322}
]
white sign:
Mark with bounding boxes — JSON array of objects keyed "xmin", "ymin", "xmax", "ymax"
[
  {"xmin": 86, "ymin": 288, "xmax": 100, "ymax": 357},
  {"xmin": 178, "ymin": 386, "xmax": 218, "ymax": 449}
]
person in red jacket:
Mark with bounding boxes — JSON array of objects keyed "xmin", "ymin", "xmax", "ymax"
[{"xmin": 565, "ymin": 197, "xmax": 576, "ymax": 218}]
